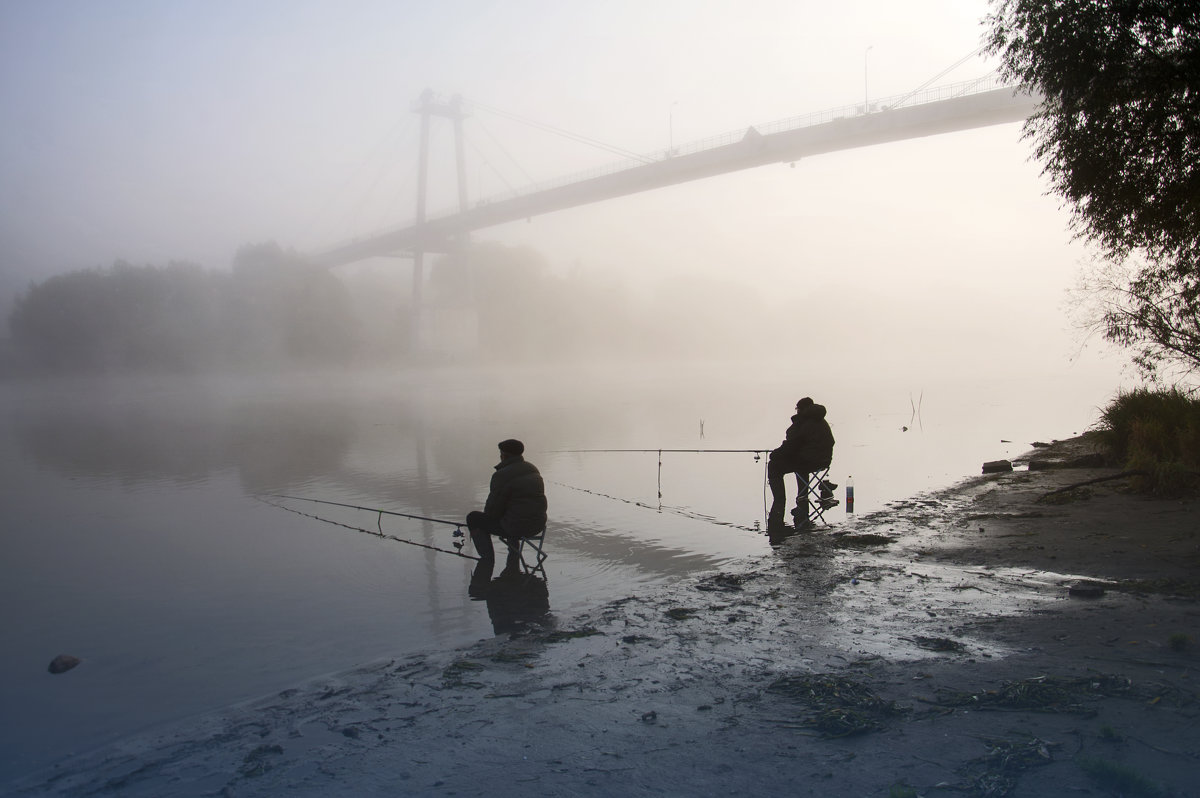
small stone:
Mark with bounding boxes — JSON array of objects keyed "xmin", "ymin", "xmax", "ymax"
[
  {"xmin": 982, "ymin": 460, "xmax": 1013, "ymax": 474},
  {"xmin": 48, "ymin": 654, "xmax": 82, "ymax": 674}
]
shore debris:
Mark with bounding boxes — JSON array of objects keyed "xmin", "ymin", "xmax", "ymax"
[
  {"xmin": 695, "ymin": 573, "xmax": 755, "ymax": 592},
  {"xmin": 982, "ymin": 460, "xmax": 1013, "ymax": 474},
  {"xmin": 1068, "ymin": 581, "xmax": 1107, "ymax": 598},
  {"xmin": 905, "ymin": 636, "xmax": 966, "ymax": 653},
  {"xmin": 933, "ymin": 674, "xmax": 1145, "ymax": 715},
  {"xmin": 959, "ymin": 735, "xmax": 1059, "ymax": 798},
  {"xmin": 766, "ymin": 674, "xmax": 906, "ymax": 737},
  {"xmin": 665, "ymin": 607, "xmax": 700, "ymax": 621}
]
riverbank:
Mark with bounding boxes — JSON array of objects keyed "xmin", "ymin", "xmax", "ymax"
[{"xmin": 9, "ymin": 436, "xmax": 1199, "ymax": 798}]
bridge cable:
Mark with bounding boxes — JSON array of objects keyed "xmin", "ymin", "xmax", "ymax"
[
  {"xmin": 888, "ymin": 46, "xmax": 988, "ymax": 109},
  {"xmin": 467, "ymin": 117, "xmax": 533, "ymax": 197},
  {"xmin": 306, "ymin": 113, "xmax": 418, "ymax": 243},
  {"xmin": 468, "ymin": 99, "xmax": 655, "ymax": 164}
]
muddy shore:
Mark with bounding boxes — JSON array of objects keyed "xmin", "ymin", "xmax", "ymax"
[{"xmin": 9, "ymin": 436, "xmax": 1199, "ymax": 798}]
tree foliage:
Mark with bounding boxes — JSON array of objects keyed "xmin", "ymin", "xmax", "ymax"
[
  {"xmin": 8, "ymin": 239, "xmax": 789, "ymax": 372},
  {"xmin": 987, "ymin": 0, "xmax": 1200, "ymax": 378},
  {"xmin": 8, "ymin": 245, "xmax": 356, "ymax": 372}
]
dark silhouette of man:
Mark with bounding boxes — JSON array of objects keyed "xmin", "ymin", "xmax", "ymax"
[
  {"xmin": 767, "ymin": 398, "xmax": 835, "ymax": 527},
  {"xmin": 482, "ymin": 569, "xmax": 551, "ymax": 634},
  {"xmin": 467, "ymin": 439, "xmax": 547, "ymax": 595}
]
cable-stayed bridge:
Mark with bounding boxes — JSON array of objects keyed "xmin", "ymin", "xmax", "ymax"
[{"xmin": 312, "ymin": 74, "xmax": 1039, "ymax": 270}]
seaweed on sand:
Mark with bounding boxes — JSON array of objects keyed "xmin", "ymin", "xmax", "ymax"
[
  {"xmin": 934, "ymin": 674, "xmax": 1142, "ymax": 715},
  {"xmin": 958, "ymin": 736, "xmax": 1059, "ymax": 798},
  {"xmin": 765, "ymin": 674, "xmax": 907, "ymax": 737}
]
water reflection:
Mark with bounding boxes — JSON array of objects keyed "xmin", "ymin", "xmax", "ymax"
[
  {"xmin": 0, "ymin": 365, "xmax": 1121, "ymax": 783},
  {"xmin": 14, "ymin": 394, "xmax": 354, "ymax": 491},
  {"xmin": 469, "ymin": 557, "xmax": 552, "ymax": 635}
]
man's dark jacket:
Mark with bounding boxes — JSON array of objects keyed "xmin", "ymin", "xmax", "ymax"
[
  {"xmin": 772, "ymin": 403, "xmax": 835, "ymax": 472},
  {"xmin": 484, "ymin": 455, "xmax": 547, "ymax": 537}
]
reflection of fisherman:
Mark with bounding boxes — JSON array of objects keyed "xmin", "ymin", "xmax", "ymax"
[
  {"xmin": 481, "ymin": 568, "xmax": 551, "ymax": 634},
  {"xmin": 767, "ymin": 398, "xmax": 835, "ymax": 527},
  {"xmin": 467, "ymin": 439, "xmax": 547, "ymax": 594}
]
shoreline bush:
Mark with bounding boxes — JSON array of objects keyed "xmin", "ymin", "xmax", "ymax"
[{"xmin": 1095, "ymin": 387, "xmax": 1200, "ymax": 496}]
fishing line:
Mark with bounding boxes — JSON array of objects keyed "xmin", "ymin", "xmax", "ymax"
[
  {"xmin": 258, "ymin": 496, "xmax": 479, "ymax": 561},
  {"xmin": 548, "ymin": 480, "xmax": 759, "ymax": 532},
  {"xmin": 265, "ymin": 494, "xmax": 463, "ymax": 528},
  {"xmin": 548, "ymin": 448, "xmax": 770, "ymax": 530}
]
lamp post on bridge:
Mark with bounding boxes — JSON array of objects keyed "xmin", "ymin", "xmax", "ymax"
[
  {"xmin": 864, "ymin": 45, "xmax": 873, "ymax": 114},
  {"xmin": 669, "ymin": 101, "xmax": 678, "ymax": 156}
]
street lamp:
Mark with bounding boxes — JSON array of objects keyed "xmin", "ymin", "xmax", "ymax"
[
  {"xmin": 669, "ymin": 101, "xmax": 678, "ymax": 155},
  {"xmin": 864, "ymin": 45, "xmax": 873, "ymax": 113}
]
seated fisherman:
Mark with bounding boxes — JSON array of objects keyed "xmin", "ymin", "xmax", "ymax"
[
  {"xmin": 767, "ymin": 397, "xmax": 835, "ymax": 527},
  {"xmin": 467, "ymin": 439, "xmax": 547, "ymax": 594}
]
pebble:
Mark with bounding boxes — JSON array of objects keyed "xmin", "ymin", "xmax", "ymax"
[{"xmin": 48, "ymin": 654, "xmax": 82, "ymax": 674}]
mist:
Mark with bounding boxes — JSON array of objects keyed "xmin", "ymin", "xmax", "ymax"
[{"xmin": 0, "ymin": 0, "xmax": 1133, "ymax": 386}]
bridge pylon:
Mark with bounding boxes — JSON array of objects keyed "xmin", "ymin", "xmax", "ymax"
[{"xmin": 411, "ymin": 89, "xmax": 470, "ymax": 352}]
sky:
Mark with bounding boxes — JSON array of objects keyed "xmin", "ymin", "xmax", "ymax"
[{"xmin": 0, "ymin": 0, "xmax": 1132, "ymax": 379}]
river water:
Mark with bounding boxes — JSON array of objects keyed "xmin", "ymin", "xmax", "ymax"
[{"xmin": 0, "ymin": 359, "xmax": 1127, "ymax": 781}]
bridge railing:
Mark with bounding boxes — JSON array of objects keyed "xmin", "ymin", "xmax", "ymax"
[
  {"xmin": 466, "ymin": 74, "xmax": 1020, "ymax": 211},
  {"xmin": 321, "ymin": 74, "xmax": 1023, "ymax": 253}
]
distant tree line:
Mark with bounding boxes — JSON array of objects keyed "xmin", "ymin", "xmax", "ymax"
[
  {"xmin": 7, "ymin": 241, "xmax": 779, "ymax": 373},
  {"xmin": 8, "ymin": 243, "xmax": 354, "ymax": 372}
]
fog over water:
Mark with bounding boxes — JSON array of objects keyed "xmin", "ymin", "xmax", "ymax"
[
  {"xmin": 0, "ymin": 0, "xmax": 1143, "ymax": 786},
  {"xmin": 0, "ymin": 358, "xmax": 1128, "ymax": 782}
]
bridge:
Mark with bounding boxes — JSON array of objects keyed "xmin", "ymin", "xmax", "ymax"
[{"xmin": 312, "ymin": 73, "xmax": 1039, "ymax": 271}]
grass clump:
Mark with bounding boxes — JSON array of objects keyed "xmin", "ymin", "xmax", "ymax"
[
  {"xmin": 1095, "ymin": 387, "xmax": 1200, "ymax": 496},
  {"xmin": 1075, "ymin": 755, "xmax": 1167, "ymax": 798}
]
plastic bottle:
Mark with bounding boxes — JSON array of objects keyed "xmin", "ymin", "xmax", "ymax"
[{"xmin": 846, "ymin": 476, "xmax": 854, "ymax": 513}]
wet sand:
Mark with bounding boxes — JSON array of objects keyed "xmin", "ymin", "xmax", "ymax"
[{"xmin": 9, "ymin": 436, "xmax": 1199, "ymax": 797}]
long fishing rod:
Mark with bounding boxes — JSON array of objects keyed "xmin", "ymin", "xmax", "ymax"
[
  {"xmin": 548, "ymin": 480, "xmax": 759, "ymax": 532},
  {"xmin": 549, "ymin": 449, "xmax": 768, "ymax": 454},
  {"xmin": 265, "ymin": 494, "xmax": 463, "ymax": 529},
  {"xmin": 259, "ymin": 496, "xmax": 479, "ymax": 561},
  {"xmin": 548, "ymin": 448, "xmax": 769, "ymax": 513}
]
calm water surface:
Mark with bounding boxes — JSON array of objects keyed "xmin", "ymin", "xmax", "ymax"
[{"xmin": 0, "ymin": 360, "xmax": 1126, "ymax": 780}]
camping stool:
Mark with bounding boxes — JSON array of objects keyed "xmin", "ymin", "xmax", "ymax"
[
  {"xmin": 794, "ymin": 466, "xmax": 835, "ymax": 526},
  {"xmin": 505, "ymin": 528, "xmax": 547, "ymax": 576}
]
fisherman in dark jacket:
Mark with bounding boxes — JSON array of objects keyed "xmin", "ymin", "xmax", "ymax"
[
  {"xmin": 767, "ymin": 398, "xmax": 835, "ymax": 527},
  {"xmin": 467, "ymin": 439, "xmax": 547, "ymax": 592}
]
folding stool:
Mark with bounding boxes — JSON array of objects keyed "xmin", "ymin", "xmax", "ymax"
[{"xmin": 793, "ymin": 465, "xmax": 835, "ymax": 526}]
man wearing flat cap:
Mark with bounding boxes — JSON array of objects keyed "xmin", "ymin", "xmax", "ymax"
[
  {"xmin": 767, "ymin": 397, "xmax": 835, "ymax": 528},
  {"xmin": 466, "ymin": 439, "xmax": 547, "ymax": 575}
]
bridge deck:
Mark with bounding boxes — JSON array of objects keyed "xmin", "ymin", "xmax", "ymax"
[{"xmin": 313, "ymin": 84, "xmax": 1038, "ymax": 267}]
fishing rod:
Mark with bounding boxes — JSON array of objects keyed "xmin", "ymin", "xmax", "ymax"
[
  {"xmin": 265, "ymin": 494, "xmax": 463, "ymax": 528},
  {"xmin": 549, "ymin": 480, "xmax": 759, "ymax": 532},
  {"xmin": 550, "ymin": 449, "xmax": 768, "ymax": 455},
  {"xmin": 548, "ymin": 448, "xmax": 770, "ymax": 514},
  {"xmin": 259, "ymin": 495, "xmax": 480, "ymax": 561}
]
